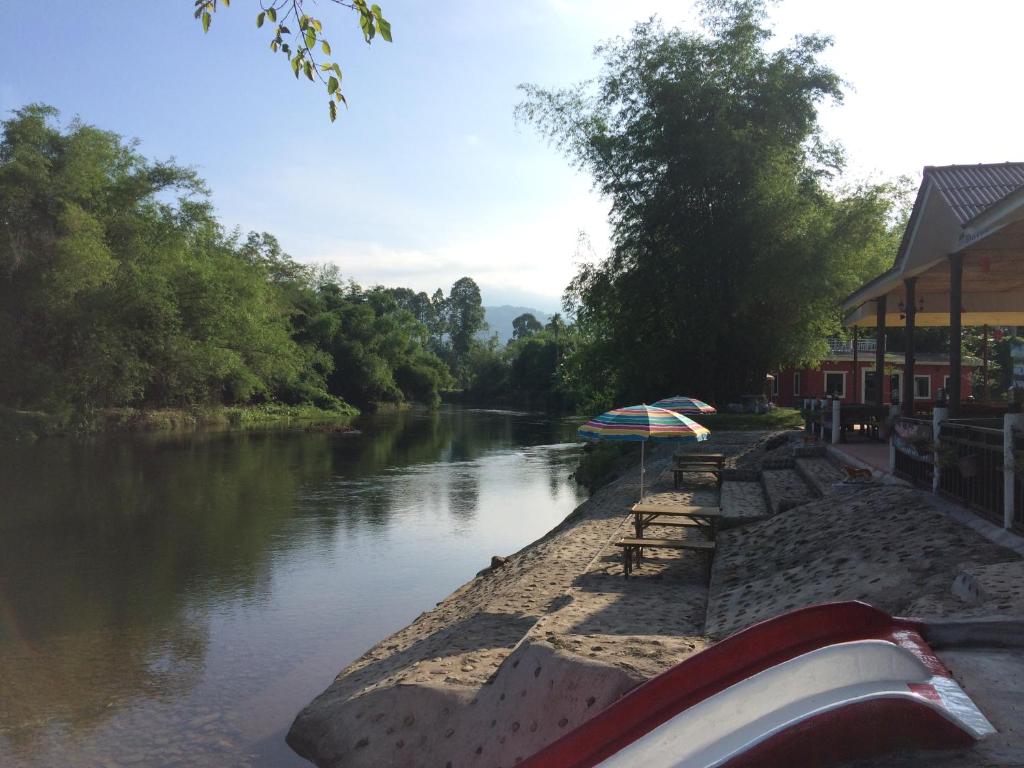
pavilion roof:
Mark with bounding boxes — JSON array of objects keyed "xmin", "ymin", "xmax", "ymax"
[
  {"xmin": 927, "ymin": 163, "xmax": 1024, "ymax": 225},
  {"xmin": 842, "ymin": 162, "xmax": 1024, "ymax": 327}
]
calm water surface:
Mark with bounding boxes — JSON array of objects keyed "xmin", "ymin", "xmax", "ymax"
[{"xmin": 0, "ymin": 406, "xmax": 585, "ymax": 767}]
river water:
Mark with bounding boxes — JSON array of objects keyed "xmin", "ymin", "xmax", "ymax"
[{"xmin": 0, "ymin": 406, "xmax": 586, "ymax": 767}]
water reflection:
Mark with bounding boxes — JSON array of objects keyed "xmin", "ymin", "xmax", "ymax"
[{"xmin": 0, "ymin": 406, "xmax": 583, "ymax": 767}]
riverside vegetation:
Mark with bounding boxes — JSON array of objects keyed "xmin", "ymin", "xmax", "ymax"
[
  {"xmin": 4, "ymin": 0, "xmax": 957, "ymax": 439},
  {"xmin": 0, "ymin": 106, "xmax": 573, "ymax": 435}
]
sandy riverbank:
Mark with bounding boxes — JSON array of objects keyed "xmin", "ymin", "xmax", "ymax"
[{"xmin": 287, "ymin": 430, "xmax": 1024, "ymax": 767}]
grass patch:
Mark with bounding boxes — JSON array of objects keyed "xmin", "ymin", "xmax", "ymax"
[
  {"xmin": 221, "ymin": 402, "xmax": 359, "ymax": 427},
  {"xmin": 1, "ymin": 401, "xmax": 361, "ymax": 439},
  {"xmin": 690, "ymin": 407, "xmax": 804, "ymax": 431}
]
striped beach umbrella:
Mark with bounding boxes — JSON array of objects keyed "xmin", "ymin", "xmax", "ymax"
[
  {"xmin": 651, "ymin": 395, "xmax": 717, "ymax": 415},
  {"xmin": 578, "ymin": 404, "xmax": 710, "ymax": 500}
]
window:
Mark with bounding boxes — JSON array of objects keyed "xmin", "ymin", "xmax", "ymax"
[
  {"xmin": 771, "ymin": 375, "xmax": 779, "ymax": 396},
  {"xmin": 914, "ymin": 375, "xmax": 931, "ymax": 399},
  {"xmin": 793, "ymin": 371, "xmax": 802, "ymax": 397},
  {"xmin": 943, "ymin": 375, "xmax": 951, "ymax": 393},
  {"xmin": 824, "ymin": 371, "xmax": 846, "ymax": 398}
]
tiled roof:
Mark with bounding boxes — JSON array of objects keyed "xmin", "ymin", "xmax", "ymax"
[{"xmin": 925, "ymin": 162, "xmax": 1024, "ymax": 224}]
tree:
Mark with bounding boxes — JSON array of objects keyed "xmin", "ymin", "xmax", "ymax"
[
  {"xmin": 0, "ymin": 105, "xmax": 454, "ymax": 419},
  {"xmin": 0, "ymin": 105, "xmax": 313, "ymax": 413},
  {"xmin": 517, "ymin": 2, "xmax": 902, "ymax": 404},
  {"xmin": 446, "ymin": 277, "xmax": 487, "ymax": 385},
  {"xmin": 195, "ymin": 0, "xmax": 392, "ymax": 122},
  {"xmin": 545, "ymin": 313, "xmax": 566, "ymax": 337},
  {"xmin": 511, "ymin": 312, "xmax": 543, "ymax": 340}
]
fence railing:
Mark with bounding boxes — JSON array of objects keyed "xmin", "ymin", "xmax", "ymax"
[
  {"xmin": 892, "ymin": 417, "xmax": 933, "ymax": 487},
  {"xmin": 937, "ymin": 420, "xmax": 1005, "ymax": 526}
]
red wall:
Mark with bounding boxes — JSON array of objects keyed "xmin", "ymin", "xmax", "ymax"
[{"xmin": 774, "ymin": 361, "xmax": 973, "ymax": 407}]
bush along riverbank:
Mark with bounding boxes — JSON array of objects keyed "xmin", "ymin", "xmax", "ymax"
[{"xmin": 0, "ymin": 402, "xmax": 360, "ymax": 441}]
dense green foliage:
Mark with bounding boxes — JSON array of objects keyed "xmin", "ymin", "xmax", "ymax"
[
  {"xmin": 462, "ymin": 315, "xmax": 577, "ymax": 409},
  {"xmin": 518, "ymin": 1, "xmax": 905, "ymax": 410},
  {"xmin": 4, "ymin": 0, "xmax": 920, "ymax": 430},
  {"xmin": 196, "ymin": 0, "xmax": 392, "ymax": 122},
  {"xmin": 0, "ymin": 106, "xmax": 457, "ymax": 422}
]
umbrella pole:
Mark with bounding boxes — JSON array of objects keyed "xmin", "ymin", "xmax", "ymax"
[{"xmin": 640, "ymin": 440, "xmax": 645, "ymax": 502}]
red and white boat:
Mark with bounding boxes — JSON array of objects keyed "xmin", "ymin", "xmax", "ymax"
[{"xmin": 521, "ymin": 602, "xmax": 994, "ymax": 768}]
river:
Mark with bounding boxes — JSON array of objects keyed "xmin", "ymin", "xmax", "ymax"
[{"xmin": 0, "ymin": 406, "xmax": 586, "ymax": 767}]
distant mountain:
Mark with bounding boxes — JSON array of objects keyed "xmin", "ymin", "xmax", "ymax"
[{"xmin": 479, "ymin": 305, "xmax": 551, "ymax": 344}]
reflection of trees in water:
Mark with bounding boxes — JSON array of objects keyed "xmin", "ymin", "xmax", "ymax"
[
  {"xmin": 0, "ymin": 431, "xmax": 335, "ymax": 746},
  {"xmin": 446, "ymin": 466, "xmax": 480, "ymax": 521},
  {"xmin": 0, "ymin": 407, "xmax": 576, "ymax": 748}
]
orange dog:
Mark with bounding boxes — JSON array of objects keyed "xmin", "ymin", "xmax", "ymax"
[{"xmin": 841, "ymin": 465, "xmax": 871, "ymax": 480}]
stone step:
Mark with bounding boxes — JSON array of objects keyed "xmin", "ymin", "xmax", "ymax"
[
  {"xmin": 794, "ymin": 457, "xmax": 845, "ymax": 498},
  {"xmin": 719, "ymin": 480, "xmax": 769, "ymax": 529},
  {"xmin": 760, "ymin": 468, "xmax": 816, "ymax": 515},
  {"xmin": 793, "ymin": 443, "xmax": 828, "ymax": 458}
]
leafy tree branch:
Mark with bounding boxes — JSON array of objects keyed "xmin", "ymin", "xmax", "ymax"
[{"xmin": 195, "ymin": 0, "xmax": 392, "ymax": 122}]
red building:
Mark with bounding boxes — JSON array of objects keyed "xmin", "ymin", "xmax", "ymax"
[{"xmin": 772, "ymin": 339, "xmax": 978, "ymax": 408}]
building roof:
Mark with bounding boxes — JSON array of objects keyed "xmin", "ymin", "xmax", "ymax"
[
  {"xmin": 842, "ymin": 162, "xmax": 1024, "ymax": 321},
  {"xmin": 926, "ymin": 163, "xmax": 1024, "ymax": 225}
]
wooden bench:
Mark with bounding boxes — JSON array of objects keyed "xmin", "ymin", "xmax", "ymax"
[
  {"xmin": 630, "ymin": 503, "xmax": 722, "ymax": 540},
  {"xmin": 615, "ymin": 536, "xmax": 715, "ymax": 577},
  {"xmin": 671, "ymin": 464, "xmax": 723, "ymax": 489}
]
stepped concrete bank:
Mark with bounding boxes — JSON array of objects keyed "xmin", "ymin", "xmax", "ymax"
[{"xmin": 288, "ymin": 431, "xmax": 1024, "ymax": 767}]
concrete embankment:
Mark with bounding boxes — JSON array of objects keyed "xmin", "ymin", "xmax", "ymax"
[{"xmin": 287, "ymin": 432, "xmax": 765, "ymax": 767}]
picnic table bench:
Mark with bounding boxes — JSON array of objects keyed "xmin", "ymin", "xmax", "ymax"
[
  {"xmin": 615, "ymin": 536, "xmax": 715, "ymax": 577},
  {"xmin": 630, "ymin": 503, "xmax": 722, "ymax": 540}
]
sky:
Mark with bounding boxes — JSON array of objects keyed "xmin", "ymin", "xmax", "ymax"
[{"xmin": 4, "ymin": 1, "xmax": 1024, "ymax": 313}]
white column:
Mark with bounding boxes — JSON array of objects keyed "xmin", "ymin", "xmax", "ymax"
[
  {"xmin": 932, "ymin": 406, "xmax": 948, "ymax": 493},
  {"xmin": 889, "ymin": 403, "xmax": 900, "ymax": 471},
  {"xmin": 831, "ymin": 397, "xmax": 841, "ymax": 444},
  {"xmin": 1004, "ymin": 411, "xmax": 1024, "ymax": 529}
]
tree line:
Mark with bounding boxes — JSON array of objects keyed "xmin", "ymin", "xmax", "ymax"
[
  {"xmin": 3, "ymin": 0, "xmax": 920, "ymax": 424},
  {"xmin": 0, "ymin": 105, "xmax": 581, "ymax": 423}
]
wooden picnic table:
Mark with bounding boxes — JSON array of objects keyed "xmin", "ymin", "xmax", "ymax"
[
  {"xmin": 671, "ymin": 463, "xmax": 723, "ymax": 489},
  {"xmin": 630, "ymin": 502, "xmax": 722, "ymax": 540},
  {"xmin": 672, "ymin": 452, "xmax": 725, "ymax": 468}
]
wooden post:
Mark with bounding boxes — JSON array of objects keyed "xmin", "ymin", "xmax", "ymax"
[
  {"xmin": 852, "ymin": 325, "xmax": 859, "ymax": 404},
  {"xmin": 949, "ymin": 254, "xmax": 963, "ymax": 417},
  {"xmin": 875, "ymin": 297, "xmax": 887, "ymax": 407},
  {"xmin": 903, "ymin": 278, "xmax": 917, "ymax": 417}
]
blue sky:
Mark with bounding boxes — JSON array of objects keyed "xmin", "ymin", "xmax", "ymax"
[{"xmin": 4, "ymin": 1, "xmax": 1023, "ymax": 312}]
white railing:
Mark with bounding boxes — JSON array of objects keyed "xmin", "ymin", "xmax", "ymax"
[{"xmin": 827, "ymin": 338, "xmax": 878, "ymax": 355}]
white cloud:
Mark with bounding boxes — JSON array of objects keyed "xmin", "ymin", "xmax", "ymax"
[{"xmin": 296, "ymin": 189, "xmax": 611, "ymax": 307}]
